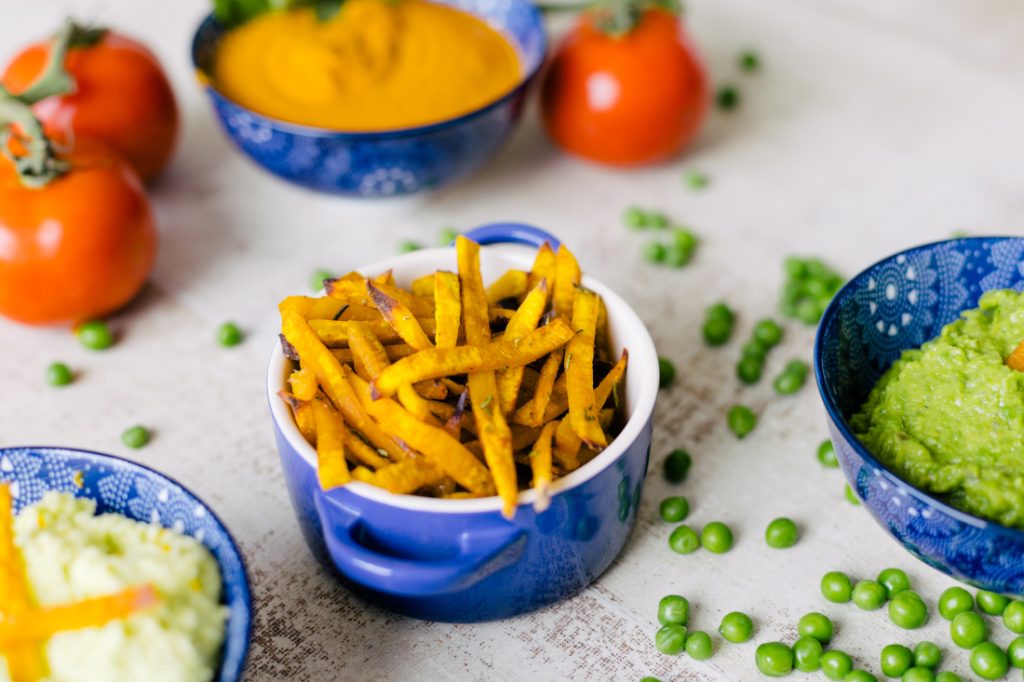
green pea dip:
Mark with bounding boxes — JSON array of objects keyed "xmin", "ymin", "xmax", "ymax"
[{"xmin": 851, "ymin": 289, "xmax": 1024, "ymax": 528}]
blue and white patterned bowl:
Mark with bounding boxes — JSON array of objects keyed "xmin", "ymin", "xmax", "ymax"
[
  {"xmin": 815, "ymin": 237, "xmax": 1024, "ymax": 595},
  {"xmin": 0, "ymin": 446, "xmax": 252, "ymax": 680},
  {"xmin": 190, "ymin": 0, "xmax": 546, "ymax": 197}
]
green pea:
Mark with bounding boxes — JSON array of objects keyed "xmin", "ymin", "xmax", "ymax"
[
  {"xmin": 901, "ymin": 662, "xmax": 937, "ymax": 682},
  {"xmin": 665, "ymin": 241, "xmax": 694, "ymax": 268},
  {"xmin": 685, "ymin": 170, "xmax": 709, "ymax": 190},
  {"xmin": 753, "ymin": 319, "xmax": 783, "ymax": 347},
  {"xmin": 950, "ymin": 611, "xmax": 986, "ymax": 648},
  {"xmin": 933, "ymin": 673, "xmax": 960, "ymax": 682},
  {"xmin": 658, "ymin": 356, "xmax": 676, "ymax": 389},
  {"xmin": 718, "ymin": 611, "xmax": 753, "ymax": 643},
  {"xmin": 796, "ymin": 612, "xmax": 832, "ymax": 643},
  {"xmin": 121, "ymin": 425, "xmax": 150, "ymax": 449},
  {"xmin": 821, "ymin": 651, "xmax": 854, "ymax": 681},
  {"xmin": 659, "ymin": 496, "xmax": 689, "ymax": 522},
  {"xmin": 703, "ymin": 316, "xmax": 733, "ymax": 346},
  {"xmin": 716, "ymin": 85, "xmax": 740, "ymax": 111},
  {"xmin": 654, "ymin": 623, "xmax": 687, "ymax": 655},
  {"xmin": 976, "ymin": 590, "xmax": 1010, "ymax": 616},
  {"xmin": 640, "ymin": 678, "xmax": 662, "ymax": 682},
  {"xmin": 701, "ymin": 521, "xmax": 733, "ymax": 554},
  {"xmin": 644, "ymin": 241, "xmax": 668, "ymax": 264},
  {"xmin": 623, "ymin": 206, "xmax": 648, "ymax": 229},
  {"xmin": 668, "ymin": 525, "xmax": 700, "ymax": 554},
  {"xmin": 912, "ymin": 641, "xmax": 941, "ymax": 669},
  {"xmin": 310, "ymin": 268, "xmax": 335, "ymax": 291},
  {"xmin": 852, "ymin": 580, "xmax": 887, "ymax": 610},
  {"xmin": 877, "ymin": 568, "xmax": 911, "ymax": 598},
  {"xmin": 795, "ymin": 298, "xmax": 824, "ymax": 324},
  {"xmin": 764, "ymin": 517, "xmax": 798, "ymax": 549},
  {"xmin": 880, "ymin": 643, "xmax": 913, "ymax": 677},
  {"xmin": 398, "ymin": 240, "xmax": 422, "ymax": 253},
  {"xmin": 46, "ymin": 362, "xmax": 73, "ymax": 387},
  {"xmin": 1005, "ymin": 601, "xmax": 1024, "ymax": 633},
  {"xmin": 741, "ymin": 339, "xmax": 767, "ymax": 361},
  {"xmin": 707, "ymin": 303, "xmax": 735, "ymax": 322},
  {"xmin": 889, "ymin": 591, "xmax": 928, "ymax": 629},
  {"xmin": 77, "ymin": 320, "xmax": 114, "ymax": 350},
  {"xmin": 739, "ymin": 50, "xmax": 760, "ymax": 72},
  {"xmin": 844, "ymin": 671, "xmax": 877, "ymax": 682},
  {"xmin": 662, "ymin": 449, "xmax": 691, "ymax": 483},
  {"xmin": 657, "ymin": 594, "xmax": 690, "ymax": 626},
  {"xmin": 1007, "ymin": 635, "xmax": 1024, "ymax": 668},
  {"xmin": 217, "ymin": 321, "xmax": 244, "ymax": 347},
  {"xmin": 793, "ymin": 636, "xmax": 823, "ymax": 672},
  {"xmin": 821, "ymin": 571, "xmax": 854, "ymax": 603},
  {"xmin": 672, "ymin": 227, "xmax": 698, "ymax": 252},
  {"xmin": 755, "ymin": 642, "xmax": 793, "ymax": 677},
  {"xmin": 773, "ymin": 360, "xmax": 809, "ymax": 395},
  {"xmin": 736, "ymin": 357, "xmax": 764, "ymax": 384},
  {"xmin": 438, "ymin": 227, "xmax": 459, "ymax": 245},
  {"xmin": 970, "ymin": 641, "xmax": 1008, "ymax": 680},
  {"xmin": 727, "ymin": 405, "xmax": 757, "ymax": 439},
  {"xmin": 844, "ymin": 483, "xmax": 861, "ymax": 505},
  {"xmin": 648, "ymin": 212, "xmax": 670, "ymax": 229},
  {"xmin": 937, "ymin": 586, "xmax": 974, "ymax": 620},
  {"xmin": 685, "ymin": 630, "xmax": 713, "ymax": 660}
]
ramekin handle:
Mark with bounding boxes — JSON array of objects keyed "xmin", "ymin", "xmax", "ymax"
[
  {"xmin": 459, "ymin": 223, "xmax": 561, "ymax": 250},
  {"xmin": 313, "ymin": 487, "xmax": 525, "ymax": 596}
]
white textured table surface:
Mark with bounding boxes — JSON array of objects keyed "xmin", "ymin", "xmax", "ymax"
[{"xmin": 3, "ymin": 1, "xmax": 1024, "ymax": 680}]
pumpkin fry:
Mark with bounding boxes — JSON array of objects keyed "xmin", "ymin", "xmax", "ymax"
[
  {"xmin": 525, "ymin": 348, "xmax": 563, "ymax": 427},
  {"xmin": 433, "ymin": 271, "xmax": 461, "ymax": 349},
  {"xmin": 553, "ymin": 244, "xmax": 581, "ymax": 319},
  {"xmin": 288, "ymin": 367, "xmax": 318, "ymax": 401},
  {"xmin": 355, "ymin": 457, "xmax": 446, "ymax": 494},
  {"xmin": 348, "ymin": 322, "xmax": 438, "ymax": 424},
  {"xmin": 310, "ymin": 318, "xmax": 436, "ymax": 347},
  {"xmin": 278, "ymin": 391, "xmax": 317, "ymax": 444},
  {"xmin": 369, "ymin": 281, "xmax": 434, "ymax": 350},
  {"xmin": 526, "ymin": 242, "xmax": 556, "ymax": 300},
  {"xmin": 312, "ymin": 396, "xmax": 350, "ymax": 489},
  {"xmin": 411, "ymin": 273, "xmax": 435, "ymax": 297},
  {"xmin": 554, "ymin": 350, "xmax": 628, "ymax": 469},
  {"xmin": 331, "ymin": 344, "xmax": 414, "ymax": 364},
  {"xmin": 306, "ymin": 296, "xmax": 347, "ymax": 321},
  {"xmin": 565, "ymin": 287, "xmax": 607, "ymax": 448},
  {"xmin": 486, "ymin": 269, "xmax": 528, "ymax": 304},
  {"xmin": 343, "ymin": 430, "xmax": 391, "ymax": 470},
  {"xmin": 327, "ymin": 275, "xmax": 435, "ymax": 316},
  {"xmin": 529, "ymin": 421, "xmax": 558, "ymax": 512},
  {"xmin": 496, "ymin": 279, "xmax": 548, "ymax": 413}
]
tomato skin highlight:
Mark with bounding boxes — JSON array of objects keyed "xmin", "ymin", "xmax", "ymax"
[
  {"xmin": 2, "ymin": 30, "xmax": 179, "ymax": 182},
  {"xmin": 0, "ymin": 141, "xmax": 157, "ymax": 326},
  {"xmin": 541, "ymin": 9, "xmax": 708, "ymax": 166}
]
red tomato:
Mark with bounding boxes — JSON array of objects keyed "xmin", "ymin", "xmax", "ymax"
[
  {"xmin": 541, "ymin": 9, "xmax": 708, "ymax": 166},
  {"xmin": 0, "ymin": 140, "xmax": 157, "ymax": 326},
  {"xmin": 2, "ymin": 29, "xmax": 179, "ymax": 182}
]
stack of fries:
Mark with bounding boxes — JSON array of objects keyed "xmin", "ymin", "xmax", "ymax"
[{"xmin": 278, "ymin": 237, "xmax": 628, "ymax": 517}]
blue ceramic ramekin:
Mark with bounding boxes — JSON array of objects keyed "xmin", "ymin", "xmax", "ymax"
[
  {"xmin": 0, "ymin": 446, "xmax": 252, "ymax": 681},
  {"xmin": 815, "ymin": 236, "xmax": 1024, "ymax": 594},
  {"xmin": 267, "ymin": 224, "xmax": 659, "ymax": 621},
  {"xmin": 190, "ymin": 0, "xmax": 546, "ymax": 197}
]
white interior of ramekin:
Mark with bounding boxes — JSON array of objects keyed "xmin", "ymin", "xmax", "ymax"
[{"xmin": 267, "ymin": 245, "xmax": 660, "ymax": 513}]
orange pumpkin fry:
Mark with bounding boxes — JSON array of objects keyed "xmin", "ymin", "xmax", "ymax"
[
  {"xmin": 565, "ymin": 288, "xmax": 607, "ymax": 448},
  {"xmin": 306, "ymin": 296, "xmax": 347, "ymax": 321},
  {"xmin": 370, "ymin": 319, "xmax": 574, "ymax": 399},
  {"xmin": 525, "ymin": 347, "xmax": 563, "ymax": 427},
  {"xmin": 486, "ymin": 269, "xmax": 529, "ymax": 304},
  {"xmin": 526, "ymin": 242, "xmax": 557, "ymax": 300},
  {"xmin": 282, "ymin": 311, "xmax": 405, "ymax": 461},
  {"xmin": 277, "ymin": 391, "xmax": 317, "ymax": 444},
  {"xmin": 312, "ymin": 396, "xmax": 350, "ymax": 489},
  {"xmin": 355, "ymin": 457, "xmax": 446, "ymax": 494},
  {"xmin": 331, "ymin": 344, "xmax": 414, "ymax": 364},
  {"xmin": 372, "ymin": 269, "xmax": 396, "ymax": 287},
  {"xmin": 278, "ymin": 295, "xmax": 316, "ymax": 319},
  {"xmin": 348, "ymin": 323, "xmax": 438, "ymax": 424},
  {"xmin": 328, "ymin": 276, "xmax": 435, "ymax": 317},
  {"xmin": 310, "ymin": 318, "xmax": 437, "ymax": 347},
  {"xmin": 553, "ymin": 350, "xmax": 628, "ymax": 468},
  {"xmin": 496, "ymin": 279, "xmax": 548, "ymax": 413},
  {"xmin": 0, "ymin": 584, "xmax": 159, "ymax": 646},
  {"xmin": 553, "ymin": 244, "xmax": 581, "ymax": 319},
  {"xmin": 457, "ymin": 237, "xmax": 491, "ymax": 345},
  {"xmin": 411, "ymin": 273, "xmax": 435, "ymax": 297},
  {"xmin": 529, "ymin": 421, "xmax": 558, "ymax": 512},
  {"xmin": 343, "ymin": 431, "xmax": 390, "ymax": 470},
  {"xmin": 1009, "ymin": 340, "xmax": 1024, "ymax": 372},
  {"xmin": 338, "ymin": 304, "xmax": 382, "ymax": 321},
  {"xmin": 433, "ymin": 271, "xmax": 461, "ymax": 349},
  {"xmin": 414, "ymin": 379, "xmax": 447, "ymax": 400},
  {"xmin": 289, "ymin": 367, "xmax": 318, "ymax": 401},
  {"xmin": 444, "ymin": 391, "xmax": 468, "ymax": 439},
  {"xmin": 369, "ymin": 282, "xmax": 434, "ymax": 351}
]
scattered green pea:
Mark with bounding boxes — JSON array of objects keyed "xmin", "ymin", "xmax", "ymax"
[
  {"xmin": 780, "ymin": 256, "xmax": 843, "ymax": 325},
  {"xmin": 669, "ymin": 525, "xmax": 700, "ymax": 554},
  {"xmin": 121, "ymin": 425, "xmax": 150, "ymax": 449},
  {"xmin": 821, "ymin": 571, "xmax": 854, "ymax": 603},
  {"xmin": 1007, "ymin": 635, "xmax": 1024, "ymax": 668},
  {"xmin": 880, "ymin": 643, "xmax": 914, "ymax": 677},
  {"xmin": 970, "ymin": 641, "xmax": 1008, "ymax": 680},
  {"xmin": 644, "ymin": 241, "xmax": 668, "ymax": 264},
  {"xmin": 933, "ymin": 673, "xmax": 960, "ymax": 682},
  {"xmin": 937, "ymin": 587, "xmax": 974, "ymax": 620},
  {"xmin": 950, "ymin": 611, "xmax": 986, "ymax": 648},
  {"xmin": 648, "ymin": 212, "xmax": 669, "ymax": 229},
  {"xmin": 719, "ymin": 611, "xmax": 753, "ymax": 643},
  {"xmin": 624, "ymin": 206, "xmax": 648, "ymax": 229},
  {"xmin": 821, "ymin": 650, "xmax": 854, "ymax": 681},
  {"xmin": 739, "ymin": 50, "xmax": 760, "ymax": 72},
  {"xmin": 639, "ymin": 678, "xmax": 662, "ymax": 682},
  {"xmin": 398, "ymin": 240, "xmax": 422, "ymax": 253},
  {"xmin": 793, "ymin": 636, "xmax": 823, "ymax": 672},
  {"xmin": 912, "ymin": 641, "xmax": 941, "ymax": 669},
  {"xmin": 662, "ymin": 449, "xmax": 691, "ymax": 483},
  {"xmin": 217, "ymin": 321, "xmax": 244, "ymax": 347},
  {"xmin": 1004, "ymin": 600, "xmax": 1024, "ymax": 633},
  {"xmin": 753, "ymin": 319, "xmax": 783, "ymax": 347},
  {"xmin": 655, "ymin": 623, "xmax": 687, "ymax": 655},
  {"xmin": 685, "ymin": 170, "xmax": 709, "ymax": 190},
  {"xmin": 438, "ymin": 226, "xmax": 459, "ymax": 245},
  {"xmin": 716, "ymin": 85, "xmax": 740, "ymax": 111},
  {"xmin": 797, "ymin": 612, "xmax": 833, "ymax": 643},
  {"xmin": 844, "ymin": 671, "xmax": 877, "ymax": 682},
  {"xmin": 844, "ymin": 483, "xmax": 861, "ymax": 505},
  {"xmin": 727, "ymin": 405, "xmax": 757, "ymax": 439},
  {"xmin": 741, "ymin": 340, "xmax": 767, "ymax": 362},
  {"xmin": 310, "ymin": 268, "xmax": 335, "ymax": 292},
  {"xmin": 817, "ymin": 439, "xmax": 838, "ymax": 467},
  {"xmin": 659, "ymin": 496, "xmax": 689, "ymax": 522},
  {"xmin": 852, "ymin": 580, "xmax": 887, "ymax": 610},
  {"xmin": 764, "ymin": 517, "xmax": 798, "ymax": 549},
  {"xmin": 773, "ymin": 359, "xmax": 809, "ymax": 395},
  {"xmin": 685, "ymin": 630, "xmax": 713, "ymax": 660},
  {"xmin": 700, "ymin": 521, "xmax": 733, "ymax": 554},
  {"xmin": 77, "ymin": 320, "xmax": 114, "ymax": 350},
  {"xmin": 755, "ymin": 642, "xmax": 793, "ymax": 677},
  {"xmin": 46, "ymin": 362, "xmax": 73, "ymax": 387},
  {"xmin": 889, "ymin": 591, "xmax": 928, "ymax": 629},
  {"xmin": 900, "ymin": 668, "xmax": 934, "ymax": 682},
  {"xmin": 877, "ymin": 568, "xmax": 911, "ymax": 598},
  {"xmin": 658, "ymin": 356, "xmax": 676, "ymax": 389},
  {"xmin": 657, "ymin": 594, "xmax": 690, "ymax": 626},
  {"xmin": 737, "ymin": 357, "xmax": 763, "ymax": 384},
  {"xmin": 703, "ymin": 315, "xmax": 733, "ymax": 346},
  {"xmin": 976, "ymin": 590, "xmax": 1009, "ymax": 616}
]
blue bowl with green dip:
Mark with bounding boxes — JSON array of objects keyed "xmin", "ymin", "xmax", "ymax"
[{"xmin": 815, "ymin": 236, "xmax": 1024, "ymax": 595}]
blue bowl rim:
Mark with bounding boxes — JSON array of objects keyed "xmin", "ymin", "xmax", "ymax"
[
  {"xmin": 189, "ymin": 4, "xmax": 548, "ymax": 140},
  {"xmin": 813, "ymin": 234, "xmax": 1024, "ymax": 541},
  {"xmin": 0, "ymin": 445, "xmax": 253, "ymax": 681}
]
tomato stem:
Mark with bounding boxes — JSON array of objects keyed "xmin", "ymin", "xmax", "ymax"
[{"xmin": 588, "ymin": 0, "xmax": 681, "ymax": 36}]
